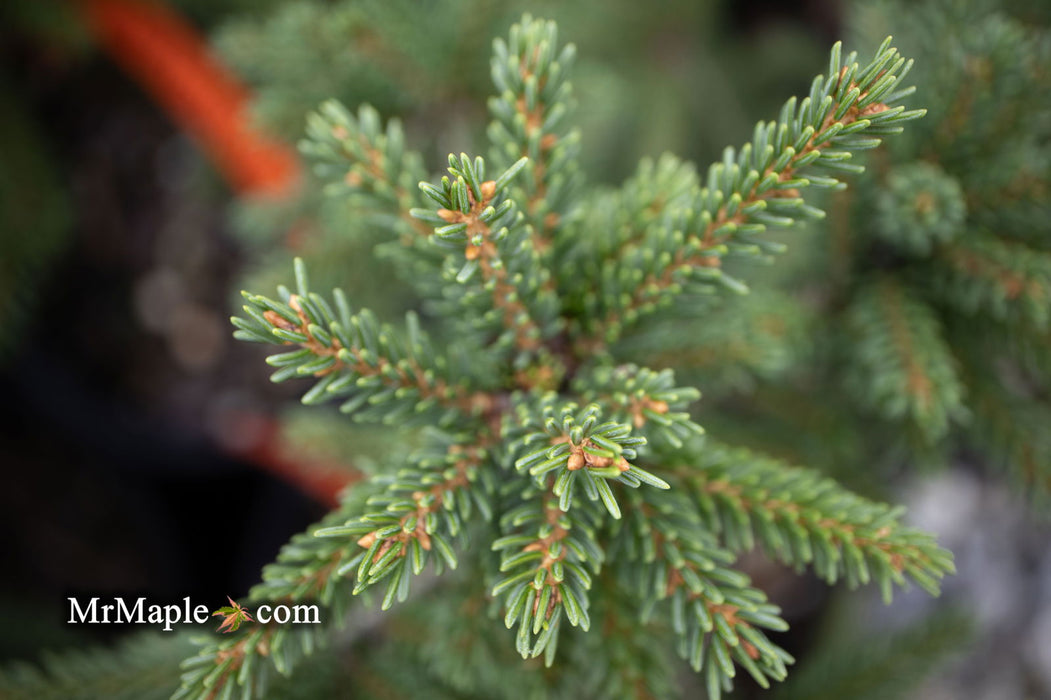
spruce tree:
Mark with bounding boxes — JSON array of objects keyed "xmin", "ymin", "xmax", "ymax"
[{"xmin": 166, "ymin": 15, "xmax": 953, "ymax": 699}]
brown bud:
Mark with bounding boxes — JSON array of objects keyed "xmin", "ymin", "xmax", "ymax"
[
  {"xmin": 860, "ymin": 102, "xmax": 890, "ymax": 117},
  {"xmin": 480, "ymin": 180, "xmax": 497, "ymax": 201},
  {"xmin": 262, "ymin": 310, "xmax": 297, "ymax": 333}
]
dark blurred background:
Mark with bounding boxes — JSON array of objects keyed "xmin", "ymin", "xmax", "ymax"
[{"xmin": 0, "ymin": 0, "xmax": 327, "ymax": 657}]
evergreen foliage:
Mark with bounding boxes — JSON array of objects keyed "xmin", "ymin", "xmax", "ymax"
[
  {"xmin": 172, "ymin": 15, "xmax": 953, "ymax": 699},
  {"xmin": 217, "ymin": 0, "xmax": 829, "ymax": 320},
  {"xmin": 678, "ymin": 441, "xmax": 953, "ymax": 601},
  {"xmin": 696, "ymin": 0, "xmax": 1051, "ymax": 497},
  {"xmin": 0, "ymin": 632, "xmax": 193, "ymax": 700},
  {"xmin": 213, "ymin": 0, "xmax": 833, "ymax": 483}
]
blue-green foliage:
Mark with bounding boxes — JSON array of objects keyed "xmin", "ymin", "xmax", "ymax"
[
  {"xmin": 767, "ymin": 0, "xmax": 1051, "ymax": 487},
  {"xmin": 174, "ymin": 14, "xmax": 953, "ymax": 700}
]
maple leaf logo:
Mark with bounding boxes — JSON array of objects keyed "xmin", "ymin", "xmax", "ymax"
[{"xmin": 212, "ymin": 596, "xmax": 254, "ymax": 633}]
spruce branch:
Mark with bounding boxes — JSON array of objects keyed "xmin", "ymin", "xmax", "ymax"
[
  {"xmin": 182, "ymin": 436, "xmax": 493, "ymax": 700},
  {"xmin": 301, "ymin": 100, "xmax": 431, "ymax": 241},
  {"xmin": 616, "ymin": 490, "xmax": 793, "ymax": 699},
  {"xmin": 412, "ymin": 154, "xmax": 564, "ymax": 378},
  {"xmin": 932, "ymin": 235, "xmax": 1051, "ymax": 329},
  {"xmin": 675, "ymin": 442, "xmax": 955, "ymax": 602},
  {"xmin": 507, "ymin": 398, "xmax": 668, "ymax": 519},
  {"xmin": 562, "ymin": 154, "xmax": 700, "ymax": 325},
  {"xmin": 488, "ymin": 14, "xmax": 582, "ymax": 254},
  {"xmin": 573, "ymin": 364, "xmax": 706, "ymax": 449},
  {"xmin": 232, "ymin": 259, "xmax": 494, "ymax": 426},
  {"xmin": 577, "ymin": 37, "xmax": 925, "ymax": 349},
  {"xmin": 315, "ymin": 432, "xmax": 494, "ymax": 606},
  {"xmin": 845, "ymin": 278, "xmax": 966, "ymax": 443},
  {"xmin": 491, "ymin": 484, "xmax": 602, "ymax": 664},
  {"xmin": 298, "ymin": 99, "xmax": 448, "ymax": 308}
]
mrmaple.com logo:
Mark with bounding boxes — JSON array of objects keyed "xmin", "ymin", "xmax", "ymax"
[{"xmin": 67, "ymin": 596, "xmax": 320, "ymax": 632}]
